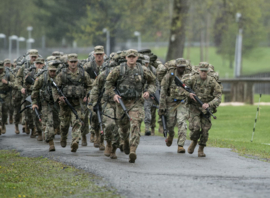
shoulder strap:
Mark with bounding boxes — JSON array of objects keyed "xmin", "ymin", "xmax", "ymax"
[{"xmin": 137, "ymin": 63, "xmax": 144, "ymax": 78}]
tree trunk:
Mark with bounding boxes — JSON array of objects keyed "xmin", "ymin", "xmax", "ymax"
[{"xmin": 166, "ymin": 0, "xmax": 189, "ymax": 61}]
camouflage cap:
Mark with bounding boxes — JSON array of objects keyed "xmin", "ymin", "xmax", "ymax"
[
  {"xmin": 48, "ymin": 61, "xmax": 58, "ymax": 71},
  {"xmin": 59, "ymin": 52, "xmax": 64, "ymax": 56},
  {"xmin": 199, "ymin": 63, "xmax": 209, "ymax": 71},
  {"xmin": 68, "ymin": 53, "xmax": 78, "ymax": 61},
  {"xmin": 0, "ymin": 61, "xmax": 4, "ymax": 69},
  {"xmin": 126, "ymin": 49, "xmax": 138, "ymax": 57},
  {"xmin": 175, "ymin": 58, "xmax": 187, "ymax": 67},
  {"xmin": 209, "ymin": 64, "xmax": 214, "ymax": 71},
  {"xmin": 28, "ymin": 49, "xmax": 38, "ymax": 57},
  {"xmin": 13, "ymin": 59, "xmax": 17, "ymax": 63},
  {"xmin": 52, "ymin": 51, "xmax": 60, "ymax": 57},
  {"xmin": 143, "ymin": 55, "xmax": 150, "ymax": 63},
  {"xmin": 35, "ymin": 57, "xmax": 45, "ymax": 64},
  {"xmin": 94, "ymin": 45, "xmax": 104, "ymax": 54},
  {"xmin": 4, "ymin": 59, "xmax": 11, "ymax": 64},
  {"xmin": 110, "ymin": 52, "xmax": 116, "ymax": 58},
  {"xmin": 46, "ymin": 56, "xmax": 56, "ymax": 61}
]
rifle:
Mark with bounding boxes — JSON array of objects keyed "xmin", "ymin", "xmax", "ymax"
[
  {"xmin": 50, "ymin": 78, "xmax": 84, "ymax": 124},
  {"xmin": 114, "ymin": 89, "xmax": 132, "ymax": 121},
  {"xmin": 93, "ymin": 89, "xmax": 105, "ymax": 135},
  {"xmin": 174, "ymin": 76, "xmax": 217, "ymax": 120},
  {"xmin": 150, "ymin": 89, "xmax": 168, "ymax": 138},
  {"xmin": 20, "ymin": 96, "xmax": 41, "ymax": 122}
]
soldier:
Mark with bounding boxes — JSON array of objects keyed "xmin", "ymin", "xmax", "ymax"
[
  {"xmin": 31, "ymin": 61, "xmax": 60, "ymax": 151},
  {"xmin": 15, "ymin": 49, "xmax": 39, "ymax": 134},
  {"xmin": 4, "ymin": 59, "xmax": 14, "ymax": 125},
  {"xmin": 0, "ymin": 61, "xmax": 15, "ymax": 135},
  {"xmin": 89, "ymin": 59, "xmax": 119, "ymax": 159},
  {"xmin": 159, "ymin": 58, "xmax": 191, "ymax": 153},
  {"xmin": 52, "ymin": 51, "xmax": 61, "ymax": 60},
  {"xmin": 104, "ymin": 49, "xmax": 156, "ymax": 163},
  {"xmin": 52, "ymin": 53, "xmax": 92, "ymax": 152},
  {"xmin": 83, "ymin": 46, "xmax": 106, "ymax": 148},
  {"xmin": 184, "ymin": 63, "xmax": 222, "ymax": 157},
  {"xmin": 143, "ymin": 55, "xmax": 158, "ymax": 136}
]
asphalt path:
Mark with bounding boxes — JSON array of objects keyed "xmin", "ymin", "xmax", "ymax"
[{"xmin": 1, "ymin": 124, "xmax": 270, "ymax": 198}]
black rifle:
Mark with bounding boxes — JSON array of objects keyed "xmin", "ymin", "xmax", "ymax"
[
  {"xmin": 93, "ymin": 89, "xmax": 105, "ymax": 135},
  {"xmin": 50, "ymin": 78, "xmax": 84, "ymax": 124},
  {"xmin": 114, "ymin": 89, "xmax": 131, "ymax": 121},
  {"xmin": 25, "ymin": 75, "xmax": 35, "ymax": 85},
  {"xmin": 20, "ymin": 96, "xmax": 41, "ymax": 122},
  {"xmin": 174, "ymin": 76, "xmax": 217, "ymax": 120},
  {"xmin": 150, "ymin": 89, "xmax": 168, "ymax": 138}
]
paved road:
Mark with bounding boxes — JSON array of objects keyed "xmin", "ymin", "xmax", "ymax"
[{"xmin": 1, "ymin": 124, "xmax": 270, "ymax": 198}]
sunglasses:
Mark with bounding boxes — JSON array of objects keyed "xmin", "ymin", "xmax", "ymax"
[{"xmin": 70, "ymin": 61, "xmax": 77, "ymax": 63}]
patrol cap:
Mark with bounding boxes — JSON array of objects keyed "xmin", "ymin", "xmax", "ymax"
[
  {"xmin": 28, "ymin": 49, "xmax": 38, "ymax": 57},
  {"xmin": 13, "ymin": 59, "xmax": 17, "ymax": 63},
  {"xmin": 126, "ymin": 49, "xmax": 138, "ymax": 57},
  {"xmin": 199, "ymin": 63, "xmax": 209, "ymax": 71},
  {"xmin": 60, "ymin": 52, "xmax": 64, "ymax": 56},
  {"xmin": 48, "ymin": 61, "xmax": 58, "ymax": 71},
  {"xmin": 94, "ymin": 45, "xmax": 105, "ymax": 54},
  {"xmin": 46, "ymin": 56, "xmax": 56, "ymax": 62},
  {"xmin": 68, "ymin": 53, "xmax": 78, "ymax": 61},
  {"xmin": 52, "ymin": 51, "xmax": 60, "ymax": 57},
  {"xmin": 35, "ymin": 57, "xmax": 45, "ymax": 64},
  {"xmin": 4, "ymin": 59, "xmax": 11, "ymax": 64},
  {"xmin": 0, "ymin": 61, "xmax": 4, "ymax": 69},
  {"xmin": 143, "ymin": 55, "xmax": 150, "ymax": 63},
  {"xmin": 176, "ymin": 58, "xmax": 187, "ymax": 67}
]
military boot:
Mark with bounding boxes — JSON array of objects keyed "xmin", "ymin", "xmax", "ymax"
[
  {"xmin": 166, "ymin": 135, "xmax": 174, "ymax": 147},
  {"xmin": 145, "ymin": 123, "xmax": 151, "ymax": 136},
  {"xmin": 123, "ymin": 139, "xmax": 130, "ymax": 155},
  {"xmin": 42, "ymin": 132, "xmax": 45, "ymax": 141},
  {"xmin": 25, "ymin": 124, "xmax": 30, "ymax": 134},
  {"xmin": 110, "ymin": 146, "xmax": 117, "ymax": 159},
  {"xmin": 15, "ymin": 124, "xmax": 20, "ymax": 134},
  {"xmin": 177, "ymin": 146, "xmax": 186, "ymax": 153},
  {"xmin": 54, "ymin": 127, "xmax": 60, "ymax": 135},
  {"xmin": 129, "ymin": 146, "xmax": 137, "ymax": 163},
  {"xmin": 94, "ymin": 132, "xmax": 100, "ymax": 148},
  {"xmin": 49, "ymin": 140, "xmax": 55, "ymax": 152},
  {"xmin": 90, "ymin": 133, "xmax": 95, "ymax": 143},
  {"xmin": 9, "ymin": 116, "xmax": 13, "ymax": 124},
  {"xmin": 22, "ymin": 125, "xmax": 26, "ymax": 133},
  {"xmin": 104, "ymin": 141, "xmax": 112, "ymax": 157},
  {"xmin": 71, "ymin": 141, "xmax": 78, "ymax": 152},
  {"xmin": 99, "ymin": 135, "xmax": 105, "ymax": 150},
  {"xmin": 1, "ymin": 124, "xmax": 6, "ymax": 134},
  {"xmin": 198, "ymin": 145, "xmax": 206, "ymax": 157},
  {"xmin": 0, "ymin": 126, "xmax": 2, "ymax": 135},
  {"xmin": 188, "ymin": 140, "xmax": 198, "ymax": 154},
  {"xmin": 30, "ymin": 128, "xmax": 36, "ymax": 138},
  {"xmin": 158, "ymin": 124, "xmax": 163, "ymax": 134},
  {"xmin": 119, "ymin": 139, "xmax": 124, "ymax": 152},
  {"xmin": 151, "ymin": 128, "xmax": 155, "ymax": 136},
  {"xmin": 37, "ymin": 132, "xmax": 43, "ymax": 141},
  {"xmin": 81, "ymin": 134, "xmax": 87, "ymax": 146},
  {"xmin": 60, "ymin": 137, "xmax": 67, "ymax": 148}
]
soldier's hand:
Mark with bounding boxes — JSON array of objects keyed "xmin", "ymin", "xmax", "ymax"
[
  {"xmin": 58, "ymin": 96, "xmax": 66, "ymax": 104},
  {"xmin": 189, "ymin": 93, "xmax": 196, "ymax": 102},
  {"xmin": 143, "ymin": 92, "xmax": 149, "ymax": 99},
  {"xmin": 202, "ymin": 103, "xmax": 209, "ymax": 110},
  {"xmin": 113, "ymin": 94, "xmax": 121, "ymax": 103},
  {"xmin": 21, "ymin": 88, "xmax": 26, "ymax": 94},
  {"xmin": 83, "ymin": 97, "xmax": 87, "ymax": 102},
  {"xmin": 32, "ymin": 104, "xmax": 39, "ymax": 110},
  {"xmin": 2, "ymin": 79, "xmax": 8, "ymax": 84}
]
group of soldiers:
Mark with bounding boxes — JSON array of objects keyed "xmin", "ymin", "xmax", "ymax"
[{"xmin": 0, "ymin": 45, "xmax": 222, "ymax": 163}]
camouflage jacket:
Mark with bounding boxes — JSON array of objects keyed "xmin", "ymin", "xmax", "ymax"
[
  {"xmin": 83, "ymin": 59, "xmax": 105, "ymax": 79},
  {"xmin": 183, "ymin": 75, "xmax": 222, "ymax": 108},
  {"xmin": 104, "ymin": 64, "xmax": 156, "ymax": 101},
  {"xmin": 0, "ymin": 70, "xmax": 15, "ymax": 97},
  {"xmin": 15, "ymin": 61, "xmax": 35, "ymax": 91}
]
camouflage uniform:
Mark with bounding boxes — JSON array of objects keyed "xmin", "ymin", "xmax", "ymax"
[
  {"xmin": 105, "ymin": 49, "xmax": 156, "ymax": 163},
  {"xmin": 184, "ymin": 63, "xmax": 222, "ymax": 156},
  {"xmin": 12, "ymin": 65, "xmax": 22, "ymax": 132},
  {"xmin": 159, "ymin": 59, "xmax": 191, "ymax": 151},
  {"xmin": 0, "ymin": 61, "xmax": 15, "ymax": 135},
  {"xmin": 52, "ymin": 54, "xmax": 92, "ymax": 152},
  {"xmin": 31, "ymin": 61, "xmax": 60, "ymax": 143}
]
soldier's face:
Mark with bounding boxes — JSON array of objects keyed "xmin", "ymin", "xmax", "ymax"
[
  {"xmin": 49, "ymin": 70, "xmax": 56, "ymax": 78},
  {"xmin": 126, "ymin": 56, "xmax": 138, "ymax": 66},
  {"xmin": 35, "ymin": 63, "xmax": 44, "ymax": 69},
  {"xmin": 4, "ymin": 63, "xmax": 11, "ymax": 67},
  {"xmin": 177, "ymin": 67, "xmax": 185, "ymax": 74},
  {"xmin": 68, "ymin": 61, "xmax": 78, "ymax": 69},
  {"xmin": 94, "ymin": 53, "xmax": 104, "ymax": 62},
  {"xmin": 31, "ymin": 56, "xmax": 37, "ymax": 62},
  {"xmin": 199, "ymin": 70, "xmax": 208, "ymax": 79},
  {"xmin": 145, "ymin": 63, "xmax": 149, "ymax": 67}
]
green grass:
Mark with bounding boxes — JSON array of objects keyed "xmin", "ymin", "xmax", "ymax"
[
  {"xmin": 142, "ymin": 104, "xmax": 270, "ymax": 161},
  {"xmin": 0, "ymin": 150, "xmax": 120, "ymax": 198},
  {"xmin": 151, "ymin": 46, "xmax": 270, "ymax": 78}
]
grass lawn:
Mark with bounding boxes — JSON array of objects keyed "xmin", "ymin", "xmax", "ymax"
[
  {"xmin": 142, "ymin": 103, "xmax": 270, "ymax": 161},
  {"xmin": 0, "ymin": 150, "xmax": 120, "ymax": 198}
]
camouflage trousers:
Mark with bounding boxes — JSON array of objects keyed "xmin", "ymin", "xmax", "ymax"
[
  {"xmin": 0, "ymin": 95, "xmax": 9, "ymax": 126},
  {"xmin": 12, "ymin": 90, "xmax": 22, "ymax": 125},
  {"xmin": 41, "ymin": 101, "xmax": 60, "ymax": 142},
  {"xmin": 165, "ymin": 101, "xmax": 188, "ymax": 146},
  {"xmin": 102, "ymin": 102, "xmax": 119, "ymax": 147},
  {"xmin": 7, "ymin": 93, "xmax": 13, "ymax": 119},
  {"xmin": 188, "ymin": 104, "xmax": 212, "ymax": 146},
  {"xmin": 81, "ymin": 103, "xmax": 89, "ymax": 136},
  {"xmin": 116, "ymin": 99, "xmax": 144, "ymax": 147},
  {"xmin": 143, "ymin": 98, "xmax": 157, "ymax": 131},
  {"xmin": 59, "ymin": 101, "xmax": 85, "ymax": 144}
]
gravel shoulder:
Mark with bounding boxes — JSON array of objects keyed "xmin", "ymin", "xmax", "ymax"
[{"xmin": 1, "ymin": 124, "xmax": 270, "ymax": 198}]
